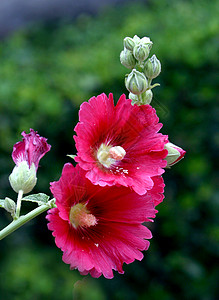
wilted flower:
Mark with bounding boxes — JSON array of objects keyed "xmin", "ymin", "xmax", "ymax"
[
  {"xmin": 74, "ymin": 93, "xmax": 168, "ymax": 195},
  {"xmin": 47, "ymin": 163, "xmax": 165, "ymax": 279},
  {"xmin": 9, "ymin": 129, "xmax": 51, "ymax": 194}
]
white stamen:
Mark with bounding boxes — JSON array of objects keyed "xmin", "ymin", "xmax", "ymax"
[{"xmin": 97, "ymin": 144, "xmax": 126, "ymax": 168}]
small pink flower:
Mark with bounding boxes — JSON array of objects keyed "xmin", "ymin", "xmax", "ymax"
[
  {"xmin": 74, "ymin": 93, "xmax": 168, "ymax": 195},
  {"xmin": 12, "ymin": 128, "xmax": 51, "ymax": 170},
  {"xmin": 47, "ymin": 163, "xmax": 165, "ymax": 279}
]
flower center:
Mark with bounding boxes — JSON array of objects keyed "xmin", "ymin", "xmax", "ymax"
[
  {"xmin": 97, "ymin": 144, "xmax": 126, "ymax": 168},
  {"xmin": 69, "ymin": 203, "xmax": 97, "ymax": 229}
]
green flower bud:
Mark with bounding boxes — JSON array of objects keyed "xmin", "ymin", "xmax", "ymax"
[
  {"xmin": 125, "ymin": 69, "xmax": 148, "ymax": 95},
  {"xmin": 129, "ymin": 90, "xmax": 153, "ymax": 105},
  {"xmin": 128, "ymin": 92, "xmax": 139, "ymax": 105},
  {"xmin": 164, "ymin": 142, "xmax": 186, "ymax": 168},
  {"xmin": 140, "ymin": 37, "xmax": 153, "ymax": 50},
  {"xmin": 9, "ymin": 161, "xmax": 37, "ymax": 194},
  {"xmin": 141, "ymin": 89, "xmax": 153, "ymax": 105},
  {"xmin": 144, "ymin": 54, "xmax": 161, "ymax": 79},
  {"xmin": 133, "ymin": 43, "xmax": 150, "ymax": 62},
  {"xmin": 123, "ymin": 37, "xmax": 135, "ymax": 51},
  {"xmin": 133, "ymin": 35, "xmax": 141, "ymax": 44},
  {"xmin": 4, "ymin": 197, "xmax": 16, "ymax": 215},
  {"xmin": 120, "ymin": 49, "xmax": 136, "ymax": 69}
]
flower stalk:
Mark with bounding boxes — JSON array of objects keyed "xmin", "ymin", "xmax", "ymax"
[
  {"xmin": 0, "ymin": 199, "xmax": 56, "ymax": 241},
  {"xmin": 15, "ymin": 190, "xmax": 23, "ymax": 219}
]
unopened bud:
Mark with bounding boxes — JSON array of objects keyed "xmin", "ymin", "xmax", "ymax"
[
  {"xmin": 125, "ymin": 69, "xmax": 148, "ymax": 95},
  {"xmin": 141, "ymin": 90, "xmax": 153, "ymax": 105},
  {"xmin": 128, "ymin": 92, "xmax": 139, "ymax": 104},
  {"xmin": 140, "ymin": 37, "xmax": 153, "ymax": 50},
  {"xmin": 164, "ymin": 142, "xmax": 186, "ymax": 168},
  {"xmin": 4, "ymin": 198, "xmax": 16, "ymax": 215},
  {"xmin": 144, "ymin": 55, "xmax": 161, "ymax": 79},
  {"xmin": 133, "ymin": 35, "xmax": 141, "ymax": 44},
  {"xmin": 123, "ymin": 37, "xmax": 135, "ymax": 51},
  {"xmin": 129, "ymin": 90, "xmax": 153, "ymax": 105},
  {"xmin": 9, "ymin": 161, "xmax": 37, "ymax": 194},
  {"xmin": 133, "ymin": 43, "xmax": 150, "ymax": 62},
  {"xmin": 120, "ymin": 49, "xmax": 136, "ymax": 69}
]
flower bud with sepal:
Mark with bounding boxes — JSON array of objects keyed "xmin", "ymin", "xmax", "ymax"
[
  {"xmin": 123, "ymin": 37, "xmax": 135, "ymax": 51},
  {"xmin": 128, "ymin": 92, "xmax": 139, "ymax": 105},
  {"xmin": 144, "ymin": 55, "xmax": 161, "ymax": 79},
  {"xmin": 141, "ymin": 90, "xmax": 153, "ymax": 105},
  {"xmin": 9, "ymin": 161, "xmax": 37, "ymax": 194},
  {"xmin": 129, "ymin": 90, "xmax": 153, "ymax": 105},
  {"xmin": 133, "ymin": 43, "xmax": 150, "ymax": 62},
  {"xmin": 9, "ymin": 129, "xmax": 51, "ymax": 194},
  {"xmin": 125, "ymin": 69, "xmax": 148, "ymax": 95},
  {"xmin": 133, "ymin": 35, "xmax": 141, "ymax": 44},
  {"xmin": 164, "ymin": 142, "xmax": 186, "ymax": 168},
  {"xmin": 120, "ymin": 49, "xmax": 136, "ymax": 69},
  {"xmin": 4, "ymin": 197, "xmax": 16, "ymax": 216},
  {"xmin": 141, "ymin": 37, "xmax": 153, "ymax": 50}
]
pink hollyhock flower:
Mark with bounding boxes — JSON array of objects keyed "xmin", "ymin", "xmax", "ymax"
[
  {"xmin": 74, "ymin": 93, "xmax": 168, "ymax": 195},
  {"xmin": 47, "ymin": 163, "xmax": 165, "ymax": 279},
  {"xmin": 9, "ymin": 129, "xmax": 51, "ymax": 194}
]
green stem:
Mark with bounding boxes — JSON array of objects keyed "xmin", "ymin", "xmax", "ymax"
[
  {"xmin": 15, "ymin": 190, "xmax": 23, "ymax": 219},
  {"xmin": 149, "ymin": 83, "xmax": 160, "ymax": 89},
  {"xmin": 0, "ymin": 200, "xmax": 56, "ymax": 241}
]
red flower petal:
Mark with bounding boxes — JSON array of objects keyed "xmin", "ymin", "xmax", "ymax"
[{"xmin": 47, "ymin": 163, "xmax": 165, "ymax": 279}]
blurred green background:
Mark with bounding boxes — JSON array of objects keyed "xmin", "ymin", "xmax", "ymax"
[{"xmin": 0, "ymin": 0, "xmax": 218, "ymax": 299}]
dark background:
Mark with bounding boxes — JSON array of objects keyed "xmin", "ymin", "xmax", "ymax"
[{"xmin": 0, "ymin": 0, "xmax": 218, "ymax": 299}]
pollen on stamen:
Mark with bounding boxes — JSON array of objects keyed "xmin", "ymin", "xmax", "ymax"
[
  {"xmin": 79, "ymin": 213, "xmax": 97, "ymax": 228},
  {"xmin": 109, "ymin": 146, "xmax": 126, "ymax": 161},
  {"xmin": 69, "ymin": 203, "xmax": 97, "ymax": 229}
]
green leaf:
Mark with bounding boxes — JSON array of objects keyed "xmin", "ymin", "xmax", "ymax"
[
  {"xmin": 0, "ymin": 200, "xmax": 5, "ymax": 208},
  {"xmin": 22, "ymin": 193, "xmax": 50, "ymax": 206}
]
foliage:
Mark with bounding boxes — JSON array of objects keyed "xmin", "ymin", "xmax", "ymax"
[{"xmin": 0, "ymin": 0, "xmax": 218, "ymax": 299}]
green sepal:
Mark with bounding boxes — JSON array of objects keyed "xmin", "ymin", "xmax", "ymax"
[
  {"xmin": 0, "ymin": 200, "xmax": 5, "ymax": 208},
  {"xmin": 49, "ymin": 198, "xmax": 57, "ymax": 208},
  {"xmin": 67, "ymin": 154, "xmax": 76, "ymax": 160},
  {"xmin": 22, "ymin": 193, "xmax": 50, "ymax": 206}
]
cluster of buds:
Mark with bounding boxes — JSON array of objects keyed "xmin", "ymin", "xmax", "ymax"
[{"xmin": 120, "ymin": 35, "xmax": 161, "ymax": 105}]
